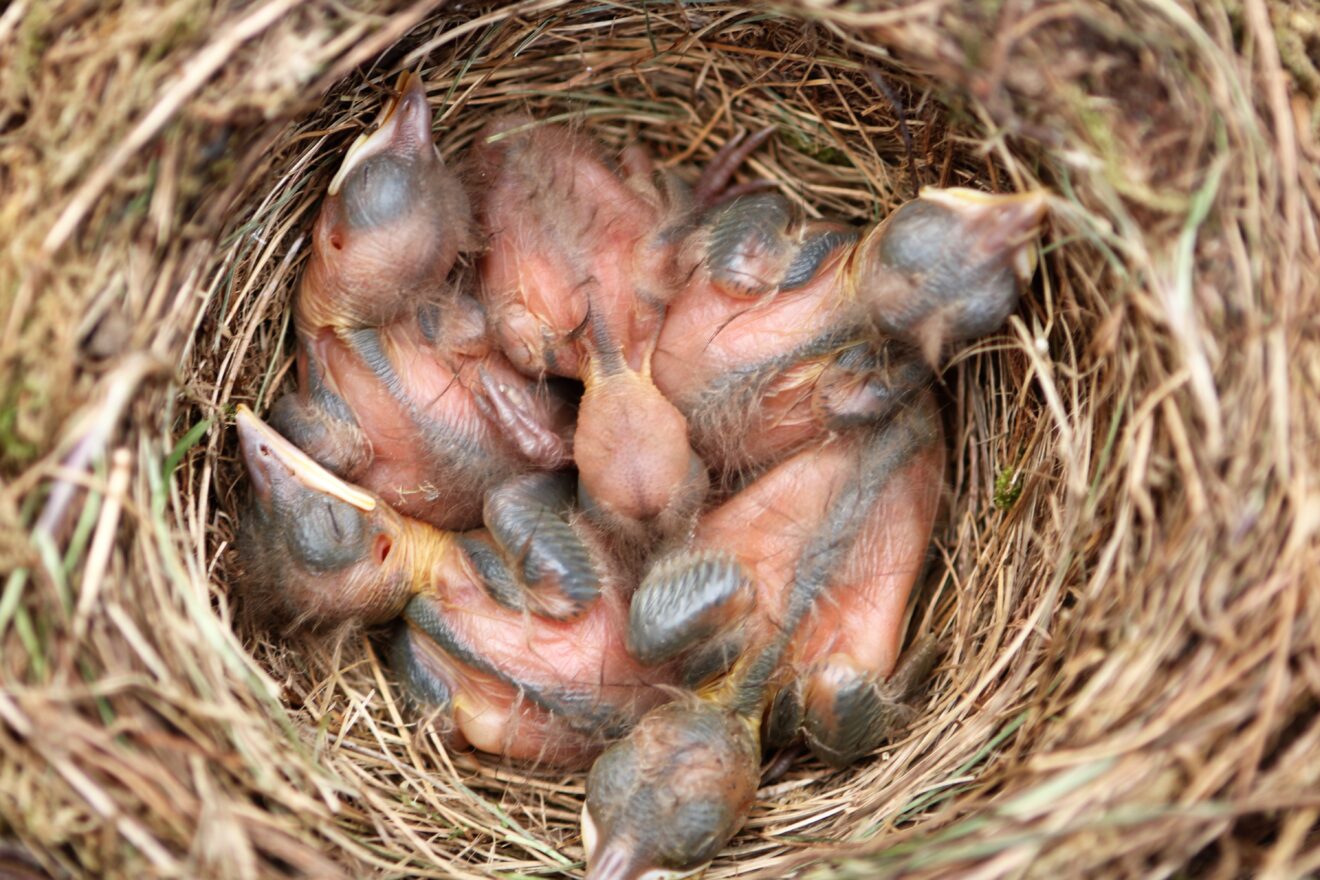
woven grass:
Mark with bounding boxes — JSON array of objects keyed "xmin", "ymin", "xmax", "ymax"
[{"xmin": 3, "ymin": 1, "xmax": 1318, "ymax": 877}]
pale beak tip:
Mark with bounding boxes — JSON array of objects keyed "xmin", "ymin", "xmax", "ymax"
[{"xmin": 327, "ymin": 71, "xmax": 435, "ymax": 198}]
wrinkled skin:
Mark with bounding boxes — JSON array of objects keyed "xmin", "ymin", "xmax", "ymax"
[
  {"xmin": 582, "ymin": 398, "xmax": 944, "ymax": 879},
  {"xmin": 654, "ymin": 185, "xmax": 1048, "ymax": 482},
  {"xmin": 575, "ymin": 170, "xmax": 1043, "ymax": 878},
  {"xmin": 234, "ymin": 407, "xmax": 670, "ymax": 765},
  {"xmin": 472, "ymin": 118, "xmax": 710, "ymax": 548},
  {"xmin": 275, "ymin": 74, "xmax": 576, "ymax": 532}
]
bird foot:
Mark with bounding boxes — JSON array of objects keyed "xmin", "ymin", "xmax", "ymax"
[
  {"xmin": 475, "ymin": 367, "xmax": 572, "ymax": 468},
  {"xmin": 694, "ymin": 126, "xmax": 776, "ymax": 208}
]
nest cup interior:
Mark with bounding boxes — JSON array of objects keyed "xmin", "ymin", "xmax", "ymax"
[
  {"xmin": 9, "ymin": 0, "xmax": 1315, "ymax": 878},
  {"xmin": 216, "ymin": 10, "xmax": 1058, "ymax": 875}
]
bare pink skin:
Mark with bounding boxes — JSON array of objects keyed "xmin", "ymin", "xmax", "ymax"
[
  {"xmin": 304, "ymin": 306, "xmax": 573, "ymax": 529},
  {"xmin": 578, "ymin": 403, "xmax": 944, "ymax": 880},
  {"xmin": 690, "ymin": 414, "xmax": 942, "ymax": 687},
  {"xmin": 473, "ymin": 118, "xmax": 681, "ymax": 379},
  {"xmin": 296, "ymin": 75, "xmax": 473, "ymax": 335},
  {"xmin": 573, "ymin": 368, "xmax": 696, "ymax": 529},
  {"xmin": 652, "ymin": 186, "xmax": 1048, "ymax": 485},
  {"xmin": 406, "ymin": 541, "xmax": 673, "ymax": 766},
  {"xmin": 653, "ymin": 240, "xmax": 863, "ymax": 473},
  {"xmin": 473, "ymin": 118, "xmax": 702, "ymax": 535},
  {"xmin": 285, "ymin": 76, "xmax": 574, "ymax": 531},
  {"xmin": 236, "ymin": 405, "xmax": 669, "ymax": 766}
]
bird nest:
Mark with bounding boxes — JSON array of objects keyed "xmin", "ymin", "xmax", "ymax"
[{"xmin": 3, "ymin": 1, "xmax": 1318, "ymax": 877}]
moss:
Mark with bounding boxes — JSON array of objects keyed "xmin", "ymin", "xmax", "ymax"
[
  {"xmin": 0, "ymin": 379, "xmax": 42, "ymax": 471},
  {"xmin": 994, "ymin": 466, "xmax": 1023, "ymax": 510}
]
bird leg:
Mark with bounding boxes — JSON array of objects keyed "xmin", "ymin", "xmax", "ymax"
[
  {"xmin": 692, "ymin": 126, "xmax": 777, "ymax": 208},
  {"xmin": 472, "ymin": 368, "xmax": 572, "ymax": 469}
]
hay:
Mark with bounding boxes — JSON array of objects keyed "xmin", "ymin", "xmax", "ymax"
[{"xmin": 2, "ymin": 0, "xmax": 1318, "ymax": 877}]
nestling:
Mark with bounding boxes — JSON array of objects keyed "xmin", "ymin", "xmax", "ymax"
[
  {"xmin": 235, "ymin": 405, "xmax": 669, "ymax": 765},
  {"xmin": 583, "ymin": 394, "xmax": 945, "ymax": 879},
  {"xmin": 654, "ymin": 184, "xmax": 1047, "ymax": 480}
]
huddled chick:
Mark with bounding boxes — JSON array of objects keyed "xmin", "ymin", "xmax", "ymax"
[{"xmin": 235, "ymin": 72, "xmax": 1048, "ymax": 880}]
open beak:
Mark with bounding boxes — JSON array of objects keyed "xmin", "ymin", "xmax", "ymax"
[
  {"xmin": 235, "ymin": 405, "xmax": 376, "ymax": 512},
  {"xmin": 328, "ymin": 71, "xmax": 434, "ymax": 197},
  {"xmin": 920, "ymin": 187, "xmax": 1048, "ymax": 281}
]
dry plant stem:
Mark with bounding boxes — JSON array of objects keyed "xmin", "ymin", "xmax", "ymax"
[
  {"xmin": 33, "ymin": 354, "xmax": 168, "ymax": 542},
  {"xmin": 72, "ymin": 448, "xmax": 133, "ymax": 639},
  {"xmin": 0, "ymin": 1, "xmax": 1316, "ymax": 879}
]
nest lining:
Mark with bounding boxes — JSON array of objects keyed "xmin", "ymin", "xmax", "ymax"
[{"xmin": 2, "ymin": 1, "xmax": 1318, "ymax": 879}]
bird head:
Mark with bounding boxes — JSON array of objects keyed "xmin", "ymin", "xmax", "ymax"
[
  {"xmin": 301, "ymin": 72, "xmax": 474, "ymax": 331},
  {"xmin": 853, "ymin": 187, "xmax": 1048, "ymax": 365},
  {"xmin": 235, "ymin": 405, "xmax": 421, "ymax": 628},
  {"xmin": 582, "ymin": 700, "xmax": 760, "ymax": 880}
]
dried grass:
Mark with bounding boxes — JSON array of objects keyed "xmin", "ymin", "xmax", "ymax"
[{"xmin": 2, "ymin": 1, "xmax": 1319, "ymax": 877}]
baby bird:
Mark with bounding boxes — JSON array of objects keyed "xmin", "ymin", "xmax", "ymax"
[
  {"xmin": 471, "ymin": 118, "xmax": 709, "ymax": 550},
  {"xmin": 654, "ymin": 185, "xmax": 1047, "ymax": 481},
  {"xmin": 582, "ymin": 395, "xmax": 944, "ymax": 879},
  {"xmin": 235, "ymin": 406, "xmax": 667, "ymax": 764},
  {"xmin": 277, "ymin": 72, "xmax": 577, "ymax": 521},
  {"xmin": 272, "ymin": 74, "xmax": 596, "ymax": 617}
]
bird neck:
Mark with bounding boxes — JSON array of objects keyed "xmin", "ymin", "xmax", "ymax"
[{"xmin": 394, "ymin": 516, "xmax": 460, "ymax": 587}]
